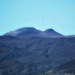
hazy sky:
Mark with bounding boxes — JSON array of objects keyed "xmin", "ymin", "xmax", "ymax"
[{"xmin": 0, "ymin": 0, "xmax": 75, "ymax": 35}]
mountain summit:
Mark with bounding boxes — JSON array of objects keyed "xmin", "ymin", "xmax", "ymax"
[
  {"xmin": 4, "ymin": 27, "xmax": 41, "ymax": 39},
  {"xmin": 42, "ymin": 29, "xmax": 63, "ymax": 37},
  {"xmin": 4, "ymin": 27, "xmax": 63, "ymax": 39},
  {"xmin": 45, "ymin": 29, "xmax": 55, "ymax": 32}
]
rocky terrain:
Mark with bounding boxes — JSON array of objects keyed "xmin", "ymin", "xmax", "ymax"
[{"xmin": 0, "ymin": 27, "xmax": 75, "ymax": 75}]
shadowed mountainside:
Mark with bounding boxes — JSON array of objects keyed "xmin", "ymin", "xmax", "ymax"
[
  {"xmin": 4, "ymin": 27, "xmax": 63, "ymax": 39},
  {"xmin": 0, "ymin": 27, "xmax": 75, "ymax": 75}
]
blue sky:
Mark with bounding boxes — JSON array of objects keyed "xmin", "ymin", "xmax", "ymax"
[{"xmin": 0, "ymin": 0, "xmax": 75, "ymax": 35}]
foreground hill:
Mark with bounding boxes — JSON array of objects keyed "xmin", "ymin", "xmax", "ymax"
[
  {"xmin": 54, "ymin": 60, "xmax": 75, "ymax": 73},
  {"xmin": 0, "ymin": 34, "xmax": 75, "ymax": 75}
]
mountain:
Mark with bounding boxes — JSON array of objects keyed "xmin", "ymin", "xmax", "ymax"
[
  {"xmin": 0, "ymin": 35, "xmax": 75, "ymax": 75},
  {"xmin": 39, "ymin": 29, "xmax": 63, "ymax": 38},
  {"xmin": 44, "ymin": 29, "xmax": 62, "ymax": 36},
  {"xmin": 4, "ymin": 27, "xmax": 41, "ymax": 39},
  {"xmin": 0, "ymin": 27, "xmax": 75, "ymax": 75},
  {"xmin": 4, "ymin": 27, "xmax": 63, "ymax": 39}
]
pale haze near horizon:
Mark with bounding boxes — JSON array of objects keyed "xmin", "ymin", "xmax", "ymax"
[{"xmin": 0, "ymin": 0, "xmax": 75, "ymax": 35}]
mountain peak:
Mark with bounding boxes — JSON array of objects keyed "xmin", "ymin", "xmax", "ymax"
[
  {"xmin": 4, "ymin": 27, "xmax": 63, "ymax": 39},
  {"xmin": 44, "ymin": 29, "xmax": 55, "ymax": 32},
  {"xmin": 43, "ymin": 28, "xmax": 63, "ymax": 37},
  {"xmin": 4, "ymin": 27, "xmax": 41, "ymax": 39},
  {"xmin": 17, "ymin": 27, "xmax": 37, "ymax": 31}
]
